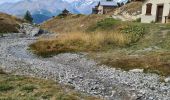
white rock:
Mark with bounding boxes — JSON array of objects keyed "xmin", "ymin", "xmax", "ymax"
[
  {"xmin": 30, "ymin": 28, "xmax": 40, "ymax": 36},
  {"xmin": 129, "ymin": 69, "xmax": 144, "ymax": 73},
  {"xmin": 164, "ymin": 77, "xmax": 170, "ymax": 83}
]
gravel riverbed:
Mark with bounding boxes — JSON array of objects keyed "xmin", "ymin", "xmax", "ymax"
[{"xmin": 0, "ymin": 34, "xmax": 170, "ymax": 100}]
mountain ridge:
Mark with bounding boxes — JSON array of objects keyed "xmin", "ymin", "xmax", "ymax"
[{"xmin": 0, "ymin": 0, "xmax": 127, "ymax": 23}]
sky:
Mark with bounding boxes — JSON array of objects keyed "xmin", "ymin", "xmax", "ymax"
[{"xmin": 0, "ymin": 0, "xmax": 22, "ymax": 4}]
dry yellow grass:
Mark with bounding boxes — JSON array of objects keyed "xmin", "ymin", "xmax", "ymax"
[
  {"xmin": 30, "ymin": 31, "xmax": 130, "ymax": 57},
  {"xmin": 0, "ymin": 13, "xmax": 25, "ymax": 33},
  {"xmin": 31, "ymin": 17, "xmax": 146, "ymax": 57},
  {"xmin": 41, "ymin": 14, "xmax": 107, "ymax": 34}
]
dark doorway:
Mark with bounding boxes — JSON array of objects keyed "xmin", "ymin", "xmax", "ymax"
[{"xmin": 156, "ymin": 5, "xmax": 164, "ymax": 23}]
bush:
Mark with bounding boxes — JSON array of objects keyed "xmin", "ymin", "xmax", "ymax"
[
  {"xmin": 121, "ymin": 24, "xmax": 145, "ymax": 44},
  {"xmin": 0, "ymin": 68, "xmax": 6, "ymax": 74},
  {"xmin": 21, "ymin": 85, "xmax": 37, "ymax": 92},
  {"xmin": 0, "ymin": 83, "xmax": 14, "ymax": 92}
]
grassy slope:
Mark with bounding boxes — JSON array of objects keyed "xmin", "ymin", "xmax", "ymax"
[
  {"xmin": 90, "ymin": 24, "xmax": 170, "ymax": 76},
  {"xmin": 0, "ymin": 70, "xmax": 100, "ymax": 100},
  {"xmin": 0, "ymin": 13, "xmax": 25, "ymax": 34},
  {"xmin": 41, "ymin": 14, "xmax": 107, "ymax": 34},
  {"xmin": 34, "ymin": 13, "xmax": 170, "ymax": 76}
]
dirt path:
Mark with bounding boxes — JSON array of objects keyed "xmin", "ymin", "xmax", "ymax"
[{"xmin": 0, "ymin": 35, "xmax": 170, "ymax": 100}]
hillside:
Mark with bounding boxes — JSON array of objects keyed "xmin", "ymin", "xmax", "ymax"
[
  {"xmin": 41, "ymin": 14, "xmax": 107, "ymax": 34},
  {"xmin": 0, "ymin": 13, "xmax": 25, "ymax": 33}
]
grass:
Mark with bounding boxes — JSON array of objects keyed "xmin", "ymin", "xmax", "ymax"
[
  {"xmin": 0, "ymin": 83, "xmax": 14, "ymax": 92},
  {"xmin": 90, "ymin": 50, "xmax": 170, "ymax": 76},
  {"xmin": 40, "ymin": 14, "xmax": 106, "ymax": 34},
  {"xmin": 0, "ymin": 12, "xmax": 25, "ymax": 34},
  {"xmin": 31, "ymin": 18, "xmax": 146, "ymax": 57},
  {"xmin": 21, "ymin": 85, "xmax": 37, "ymax": 92},
  {"xmin": 34, "ymin": 14, "xmax": 170, "ymax": 76},
  {"xmin": 0, "ymin": 73, "xmax": 101, "ymax": 100}
]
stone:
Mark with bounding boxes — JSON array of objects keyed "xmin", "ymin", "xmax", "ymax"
[
  {"xmin": 164, "ymin": 77, "xmax": 170, "ymax": 83},
  {"xmin": 129, "ymin": 69, "xmax": 144, "ymax": 73},
  {"xmin": 30, "ymin": 28, "xmax": 40, "ymax": 36}
]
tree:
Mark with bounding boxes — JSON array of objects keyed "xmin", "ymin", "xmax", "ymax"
[
  {"xmin": 126, "ymin": 0, "xmax": 131, "ymax": 4},
  {"xmin": 58, "ymin": 9, "xmax": 71, "ymax": 18},
  {"xmin": 24, "ymin": 10, "xmax": 33, "ymax": 23}
]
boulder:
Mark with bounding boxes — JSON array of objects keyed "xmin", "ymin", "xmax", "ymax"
[
  {"xmin": 30, "ymin": 27, "xmax": 40, "ymax": 36},
  {"xmin": 19, "ymin": 23, "xmax": 42, "ymax": 37}
]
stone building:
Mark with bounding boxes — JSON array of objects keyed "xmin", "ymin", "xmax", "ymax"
[
  {"xmin": 141, "ymin": 0, "xmax": 170, "ymax": 23},
  {"xmin": 92, "ymin": 0, "xmax": 117, "ymax": 14}
]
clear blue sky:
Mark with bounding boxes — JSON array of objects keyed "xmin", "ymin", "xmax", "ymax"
[{"xmin": 0, "ymin": 0, "xmax": 22, "ymax": 4}]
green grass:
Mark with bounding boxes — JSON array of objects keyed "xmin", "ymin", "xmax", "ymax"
[
  {"xmin": 87, "ymin": 18, "xmax": 121, "ymax": 31},
  {"xmin": 21, "ymin": 85, "xmax": 37, "ymax": 92},
  {"xmin": 0, "ymin": 83, "xmax": 14, "ymax": 92},
  {"xmin": 88, "ymin": 23, "xmax": 170, "ymax": 76},
  {"xmin": 0, "ymin": 73, "xmax": 101, "ymax": 100}
]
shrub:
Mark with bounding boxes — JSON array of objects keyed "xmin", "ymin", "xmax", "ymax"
[
  {"xmin": 0, "ymin": 83, "xmax": 14, "ymax": 92},
  {"xmin": 21, "ymin": 85, "xmax": 37, "ymax": 92},
  {"xmin": 0, "ymin": 68, "xmax": 6, "ymax": 74},
  {"xmin": 121, "ymin": 24, "xmax": 146, "ymax": 44}
]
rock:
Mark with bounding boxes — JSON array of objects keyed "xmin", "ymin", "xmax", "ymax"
[
  {"xmin": 129, "ymin": 69, "xmax": 144, "ymax": 73},
  {"xmin": 164, "ymin": 77, "xmax": 170, "ymax": 83},
  {"xmin": 30, "ymin": 28, "xmax": 40, "ymax": 36},
  {"xmin": 18, "ymin": 23, "xmax": 44, "ymax": 37}
]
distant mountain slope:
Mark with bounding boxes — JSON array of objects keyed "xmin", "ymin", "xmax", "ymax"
[
  {"xmin": 0, "ymin": 13, "xmax": 25, "ymax": 33},
  {"xmin": 0, "ymin": 0, "xmax": 127, "ymax": 23}
]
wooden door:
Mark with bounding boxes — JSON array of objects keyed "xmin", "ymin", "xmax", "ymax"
[{"xmin": 156, "ymin": 5, "xmax": 164, "ymax": 23}]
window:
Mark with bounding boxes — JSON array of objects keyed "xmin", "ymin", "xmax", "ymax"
[{"xmin": 146, "ymin": 3, "xmax": 152, "ymax": 15}]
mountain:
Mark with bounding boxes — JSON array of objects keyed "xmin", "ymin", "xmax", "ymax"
[{"xmin": 0, "ymin": 0, "xmax": 127, "ymax": 24}]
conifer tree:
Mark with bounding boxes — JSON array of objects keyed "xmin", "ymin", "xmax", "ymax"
[{"xmin": 24, "ymin": 10, "xmax": 33, "ymax": 23}]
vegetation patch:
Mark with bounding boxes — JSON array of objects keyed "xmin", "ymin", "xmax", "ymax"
[
  {"xmin": 31, "ymin": 18, "xmax": 146, "ymax": 57},
  {"xmin": 39, "ymin": 14, "xmax": 170, "ymax": 76},
  {"xmin": 0, "ymin": 74, "xmax": 101, "ymax": 100},
  {"xmin": 87, "ymin": 18, "xmax": 120, "ymax": 31},
  {"xmin": 0, "ymin": 83, "xmax": 14, "ymax": 92},
  {"xmin": 0, "ymin": 13, "xmax": 25, "ymax": 34},
  {"xmin": 21, "ymin": 85, "xmax": 37, "ymax": 92},
  {"xmin": 0, "ymin": 68, "xmax": 6, "ymax": 74},
  {"xmin": 94, "ymin": 51, "xmax": 170, "ymax": 76}
]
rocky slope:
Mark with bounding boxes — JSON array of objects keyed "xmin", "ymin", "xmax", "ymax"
[
  {"xmin": 0, "ymin": 25, "xmax": 170, "ymax": 100},
  {"xmin": 112, "ymin": 2, "xmax": 142, "ymax": 21}
]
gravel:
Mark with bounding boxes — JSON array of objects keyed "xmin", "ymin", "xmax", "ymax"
[{"xmin": 0, "ymin": 34, "xmax": 170, "ymax": 100}]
